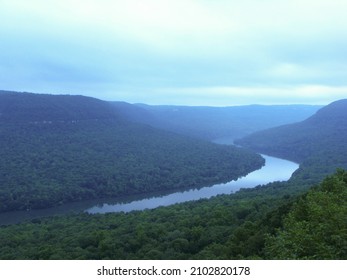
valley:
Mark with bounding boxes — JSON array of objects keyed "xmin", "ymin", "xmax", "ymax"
[{"xmin": 0, "ymin": 90, "xmax": 346, "ymax": 260}]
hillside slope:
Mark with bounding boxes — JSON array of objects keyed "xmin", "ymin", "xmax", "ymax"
[
  {"xmin": 0, "ymin": 91, "xmax": 264, "ymax": 212},
  {"xmin": 235, "ymin": 99, "xmax": 347, "ymax": 182}
]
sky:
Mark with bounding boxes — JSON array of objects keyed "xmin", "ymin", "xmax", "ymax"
[{"xmin": 1, "ymin": 0, "xmax": 347, "ymax": 106}]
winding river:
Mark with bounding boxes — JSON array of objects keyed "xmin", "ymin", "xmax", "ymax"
[
  {"xmin": 87, "ymin": 155, "xmax": 298, "ymax": 214},
  {"xmin": 0, "ymin": 153, "xmax": 299, "ymax": 225}
]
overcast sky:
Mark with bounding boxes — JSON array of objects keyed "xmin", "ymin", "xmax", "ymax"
[{"xmin": 1, "ymin": 0, "xmax": 347, "ymax": 105}]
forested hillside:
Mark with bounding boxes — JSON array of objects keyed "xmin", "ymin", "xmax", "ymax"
[
  {"xmin": 111, "ymin": 102, "xmax": 321, "ymax": 141},
  {"xmin": 235, "ymin": 99, "xmax": 347, "ymax": 183},
  {"xmin": 0, "ymin": 91, "xmax": 264, "ymax": 212}
]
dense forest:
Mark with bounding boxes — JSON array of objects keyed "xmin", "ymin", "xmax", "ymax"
[
  {"xmin": 0, "ymin": 91, "xmax": 264, "ymax": 212},
  {"xmin": 0, "ymin": 91, "xmax": 346, "ymax": 260}
]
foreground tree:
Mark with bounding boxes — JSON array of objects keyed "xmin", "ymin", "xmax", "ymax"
[{"xmin": 265, "ymin": 169, "xmax": 347, "ymax": 259}]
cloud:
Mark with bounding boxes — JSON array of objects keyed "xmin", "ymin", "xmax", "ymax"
[{"xmin": 0, "ymin": 0, "xmax": 346, "ymax": 105}]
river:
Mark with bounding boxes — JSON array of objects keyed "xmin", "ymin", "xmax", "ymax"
[
  {"xmin": 0, "ymin": 154, "xmax": 298, "ymax": 225},
  {"xmin": 87, "ymin": 155, "xmax": 298, "ymax": 214}
]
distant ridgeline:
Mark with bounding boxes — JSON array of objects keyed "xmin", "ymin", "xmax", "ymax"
[
  {"xmin": 235, "ymin": 99, "xmax": 347, "ymax": 184},
  {"xmin": 0, "ymin": 90, "xmax": 264, "ymax": 212},
  {"xmin": 110, "ymin": 101, "xmax": 321, "ymax": 141}
]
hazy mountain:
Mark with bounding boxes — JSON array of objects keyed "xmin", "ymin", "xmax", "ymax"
[
  {"xmin": 0, "ymin": 91, "xmax": 264, "ymax": 212},
  {"xmin": 235, "ymin": 99, "xmax": 347, "ymax": 182},
  {"xmin": 110, "ymin": 102, "xmax": 322, "ymax": 141}
]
